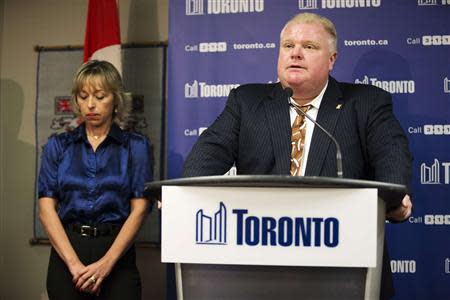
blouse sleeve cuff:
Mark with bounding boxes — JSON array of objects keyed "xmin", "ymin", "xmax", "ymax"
[
  {"xmin": 131, "ymin": 191, "xmax": 147, "ymax": 199},
  {"xmin": 38, "ymin": 191, "xmax": 58, "ymax": 199}
]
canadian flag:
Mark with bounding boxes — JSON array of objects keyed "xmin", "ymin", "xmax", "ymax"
[{"xmin": 83, "ymin": 0, "xmax": 122, "ymax": 74}]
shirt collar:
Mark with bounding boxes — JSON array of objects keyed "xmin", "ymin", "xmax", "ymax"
[
  {"xmin": 289, "ymin": 80, "xmax": 329, "ymax": 110},
  {"xmin": 72, "ymin": 122, "xmax": 127, "ymax": 145},
  {"xmin": 108, "ymin": 122, "xmax": 127, "ymax": 145}
]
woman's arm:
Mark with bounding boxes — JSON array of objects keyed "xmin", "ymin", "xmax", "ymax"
[
  {"xmin": 75, "ymin": 198, "xmax": 149, "ymax": 293},
  {"xmin": 39, "ymin": 197, "xmax": 86, "ymax": 278}
]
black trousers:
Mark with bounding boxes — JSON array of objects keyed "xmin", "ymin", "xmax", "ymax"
[{"xmin": 46, "ymin": 229, "xmax": 141, "ymax": 300}]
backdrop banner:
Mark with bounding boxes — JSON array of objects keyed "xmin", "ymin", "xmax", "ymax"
[{"xmin": 168, "ymin": 1, "xmax": 450, "ymax": 299}]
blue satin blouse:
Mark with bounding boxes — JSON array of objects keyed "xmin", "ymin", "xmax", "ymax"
[{"xmin": 38, "ymin": 123, "xmax": 153, "ymax": 225}]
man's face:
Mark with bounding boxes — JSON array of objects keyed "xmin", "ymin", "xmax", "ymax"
[{"xmin": 277, "ymin": 21, "xmax": 336, "ymax": 94}]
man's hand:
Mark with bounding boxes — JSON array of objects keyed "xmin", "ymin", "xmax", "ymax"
[{"xmin": 386, "ymin": 194, "xmax": 412, "ymax": 222}]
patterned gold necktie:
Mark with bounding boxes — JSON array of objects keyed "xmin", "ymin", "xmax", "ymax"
[{"xmin": 290, "ymin": 105, "xmax": 311, "ymax": 176}]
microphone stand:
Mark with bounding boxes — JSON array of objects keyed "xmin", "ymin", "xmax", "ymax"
[{"xmin": 285, "ymin": 87, "xmax": 343, "ymax": 178}]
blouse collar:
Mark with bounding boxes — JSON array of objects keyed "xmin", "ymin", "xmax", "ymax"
[{"xmin": 72, "ymin": 122, "xmax": 127, "ymax": 145}]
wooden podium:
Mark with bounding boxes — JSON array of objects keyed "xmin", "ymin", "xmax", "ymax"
[{"xmin": 145, "ymin": 175, "xmax": 407, "ymax": 300}]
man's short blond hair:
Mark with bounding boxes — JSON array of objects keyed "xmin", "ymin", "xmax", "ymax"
[{"xmin": 280, "ymin": 12, "xmax": 337, "ymax": 53}]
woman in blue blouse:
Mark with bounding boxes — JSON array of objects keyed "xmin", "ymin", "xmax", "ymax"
[{"xmin": 38, "ymin": 60, "xmax": 153, "ymax": 299}]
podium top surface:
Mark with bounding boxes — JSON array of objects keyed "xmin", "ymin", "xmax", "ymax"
[{"xmin": 144, "ymin": 175, "xmax": 407, "ymax": 209}]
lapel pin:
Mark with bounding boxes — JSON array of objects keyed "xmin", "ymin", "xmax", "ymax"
[{"xmin": 336, "ymin": 104, "xmax": 342, "ymax": 110}]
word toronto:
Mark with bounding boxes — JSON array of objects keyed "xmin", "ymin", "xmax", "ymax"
[
  {"xmin": 206, "ymin": 0, "xmax": 264, "ymax": 14},
  {"xmin": 321, "ymin": 0, "xmax": 381, "ymax": 8},
  {"xmin": 299, "ymin": 0, "xmax": 381, "ymax": 9},
  {"xmin": 232, "ymin": 209, "xmax": 340, "ymax": 247},
  {"xmin": 355, "ymin": 76, "xmax": 415, "ymax": 94},
  {"xmin": 185, "ymin": 81, "xmax": 240, "ymax": 98}
]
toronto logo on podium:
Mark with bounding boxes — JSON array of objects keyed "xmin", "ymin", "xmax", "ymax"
[
  {"xmin": 195, "ymin": 202, "xmax": 340, "ymax": 247},
  {"xmin": 196, "ymin": 202, "xmax": 227, "ymax": 245}
]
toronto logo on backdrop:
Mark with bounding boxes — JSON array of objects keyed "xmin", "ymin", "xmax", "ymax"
[
  {"xmin": 185, "ymin": 80, "xmax": 240, "ymax": 98},
  {"xmin": 444, "ymin": 77, "xmax": 450, "ymax": 93},
  {"xmin": 354, "ymin": 76, "xmax": 415, "ymax": 94},
  {"xmin": 446, "ymin": 258, "xmax": 450, "ymax": 274},
  {"xmin": 186, "ymin": 0, "xmax": 264, "ymax": 15},
  {"xmin": 390, "ymin": 260, "xmax": 416, "ymax": 274},
  {"xmin": 298, "ymin": 0, "xmax": 381, "ymax": 9},
  {"xmin": 420, "ymin": 159, "xmax": 450, "ymax": 185},
  {"xmin": 417, "ymin": 0, "xmax": 450, "ymax": 6}
]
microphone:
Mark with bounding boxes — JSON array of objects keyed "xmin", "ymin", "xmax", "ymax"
[{"xmin": 284, "ymin": 87, "xmax": 343, "ymax": 178}]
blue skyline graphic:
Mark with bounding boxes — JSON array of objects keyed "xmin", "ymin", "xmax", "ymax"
[{"xmin": 196, "ymin": 202, "xmax": 227, "ymax": 245}]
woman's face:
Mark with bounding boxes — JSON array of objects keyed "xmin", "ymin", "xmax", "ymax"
[{"xmin": 76, "ymin": 79, "xmax": 115, "ymax": 129}]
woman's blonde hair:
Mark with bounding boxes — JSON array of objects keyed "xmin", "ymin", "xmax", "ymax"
[{"xmin": 71, "ymin": 60, "xmax": 132, "ymax": 129}]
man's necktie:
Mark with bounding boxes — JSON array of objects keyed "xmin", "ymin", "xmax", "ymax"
[{"xmin": 290, "ymin": 105, "xmax": 311, "ymax": 176}]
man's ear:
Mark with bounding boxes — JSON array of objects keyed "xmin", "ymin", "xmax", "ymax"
[{"xmin": 328, "ymin": 52, "xmax": 337, "ymax": 71}]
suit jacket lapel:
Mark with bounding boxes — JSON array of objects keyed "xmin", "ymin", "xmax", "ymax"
[
  {"xmin": 264, "ymin": 83, "xmax": 291, "ymax": 174},
  {"xmin": 305, "ymin": 77, "xmax": 344, "ymax": 176}
]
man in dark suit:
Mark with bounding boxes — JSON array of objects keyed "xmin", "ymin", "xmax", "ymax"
[{"xmin": 183, "ymin": 12, "xmax": 413, "ymax": 299}]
